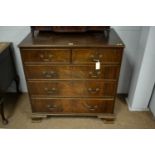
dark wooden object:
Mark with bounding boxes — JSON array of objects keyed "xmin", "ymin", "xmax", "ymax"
[
  {"xmin": 19, "ymin": 27, "xmax": 124, "ymax": 122},
  {"xmin": 31, "ymin": 26, "xmax": 110, "ymax": 35},
  {"xmin": 0, "ymin": 43, "xmax": 20, "ymax": 124}
]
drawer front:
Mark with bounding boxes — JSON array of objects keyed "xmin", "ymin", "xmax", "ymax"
[
  {"xmin": 28, "ymin": 81, "xmax": 116, "ymax": 97},
  {"xmin": 31, "ymin": 98, "xmax": 114, "ymax": 113},
  {"xmin": 72, "ymin": 65, "xmax": 120, "ymax": 79},
  {"xmin": 24, "ymin": 65, "xmax": 120, "ymax": 80},
  {"xmin": 24, "ymin": 65, "xmax": 72, "ymax": 79},
  {"xmin": 72, "ymin": 48, "xmax": 122, "ymax": 64},
  {"xmin": 21, "ymin": 49, "xmax": 70, "ymax": 64}
]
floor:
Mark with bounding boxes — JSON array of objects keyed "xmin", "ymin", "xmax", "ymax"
[{"xmin": 0, "ymin": 93, "xmax": 155, "ymax": 129}]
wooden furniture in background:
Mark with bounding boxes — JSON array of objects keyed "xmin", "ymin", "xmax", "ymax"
[
  {"xmin": 19, "ymin": 27, "xmax": 124, "ymax": 122},
  {"xmin": 0, "ymin": 43, "xmax": 20, "ymax": 124},
  {"xmin": 31, "ymin": 26, "xmax": 110, "ymax": 33}
]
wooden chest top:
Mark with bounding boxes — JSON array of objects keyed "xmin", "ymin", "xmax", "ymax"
[{"xmin": 19, "ymin": 29, "xmax": 124, "ymax": 48}]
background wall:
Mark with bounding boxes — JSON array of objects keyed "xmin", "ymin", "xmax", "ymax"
[
  {"xmin": 113, "ymin": 26, "xmax": 142, "ymax": 93},
  {"xmin": 126, "ymin": 27, "xmax": 150, "ymax": 110},
  {"xmin": 127, "ymin": 27, "xmax": 155, "ymax": 111},
  {"xmin": 0, "ymin": 26, "xmax": 30, "ymax": 92}
]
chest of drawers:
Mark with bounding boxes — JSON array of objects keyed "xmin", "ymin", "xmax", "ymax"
[{"xmin": 19, "ymin": 28, "xmax": 124, "ymax": 122}]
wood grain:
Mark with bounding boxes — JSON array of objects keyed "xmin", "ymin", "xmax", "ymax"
[
  {"xmin": 31, "ymin": 98, "xmax": 114, "ymax": 113},
  {"xmin": 28, "ymin": 80, "xmax": 116, "ymax": 97},
  {"xmin": 19, "ymin": 27, "xmax": 124, "ymax": 121},
  {"xmin": 24, "ymin": 65, "xmax": 120, "ymax": 80}
]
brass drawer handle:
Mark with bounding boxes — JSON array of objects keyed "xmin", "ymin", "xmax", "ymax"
[
  {"xmin": 44, "ymin": 87, "xmax": 57, "ymax": 94},
  {"xmin": 99, "ymin": 54, "xmax": 103, "ymax": 58},
  {"xmin": 39, "ymin": 54, "xmax": 53, "ymax": 62},
  {"xmin": 88, "ymin": 88, "xmax": 100, "ymax": 94},
  {"xmin": 84, "ymin": 103, "xmax": 98, "ymax": 111},
  {"xmin": 90, "ymin": 54, "xmax": 103, "ymax": 62},
  {"xmin": 46, "ymin": 104, "xmax": 57, "ymax": 110},
  {"xmin": 89, "ymin": 71, "xmax": 101, "ymax": 78},
  {"xmin": 42, "ymin": 71, "xmax": 56, "ymax": 78},
  {"xmin": 90, "ymin": 55, "xmax": 98, "ymax": 62}
]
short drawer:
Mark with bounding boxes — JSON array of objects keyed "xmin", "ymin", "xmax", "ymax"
[
  {"xmin": 24, "ymin": 65, "xmax": 120, "ymax": 80},
  {"xmin": 31, "ymin": 98, "xmax": 114, "ymax": 113},
  {"xmin": 21, "ymin": 49, "xmax": 70, "ymax": 64},
  {"xmin": 28, "ymin": 80, "xmax": 117, "ymax": 97},
  {"xmin": 72, "ymin": 48, "xmax": 122, "ymax": 64}
]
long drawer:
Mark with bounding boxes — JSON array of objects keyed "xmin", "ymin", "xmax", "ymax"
[
  {"xmin": 21, "ymin": 49, "xmax": 71, "ymax": 64},
  {"xmin": 31, "ymin": 98, "xmax": 114, "ymax": 113},
  {"xmin": 24, "ymin": 65, "xmax": 120, "ymax": 80},
  {"xmin": 28, "ymin": 80, "xmax": 117, "ymax": 97}
]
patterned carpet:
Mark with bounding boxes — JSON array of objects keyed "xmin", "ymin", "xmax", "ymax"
[{"xmin": 0, "ymin": 93, "xmax": 155, "ymax": 128}]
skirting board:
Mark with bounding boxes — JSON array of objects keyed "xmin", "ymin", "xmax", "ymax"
[
  {"xmin": 149, "ymin": 107, "xmax": 155, "ymax": 118},
  {"xmin": 126, "ymin": 98, "xmax": 149, "ymax": 111}
]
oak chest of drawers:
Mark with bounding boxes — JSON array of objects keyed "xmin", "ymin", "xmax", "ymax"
[{"xmin": 19, "ymin": 28, "xmax": 124, "ymax": 122}]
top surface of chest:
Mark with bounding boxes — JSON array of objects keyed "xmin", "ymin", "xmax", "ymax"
[{"xmin": 19, "ymin": 29, "xmax": 124, "ymax": 48}]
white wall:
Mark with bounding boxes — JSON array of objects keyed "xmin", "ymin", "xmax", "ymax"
[
  {"xmin": 0, "ymin": 26, "xmax": 30, "ymax": 92},
  {"xmin": 127, "ymin": 27, "xmax": 155, "ymax": 110},
  {"xmin": 113, "ymin": 26, "xmax": 142, "ymax": 93},
  {"xmin": 127, "ymin": 27, "xmax": 150, "ymax": 109}
]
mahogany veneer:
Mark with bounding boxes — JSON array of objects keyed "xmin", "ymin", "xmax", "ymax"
[{"xmin": 19, "ymin": 27, "xmax": 124, "ymax": 122}]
